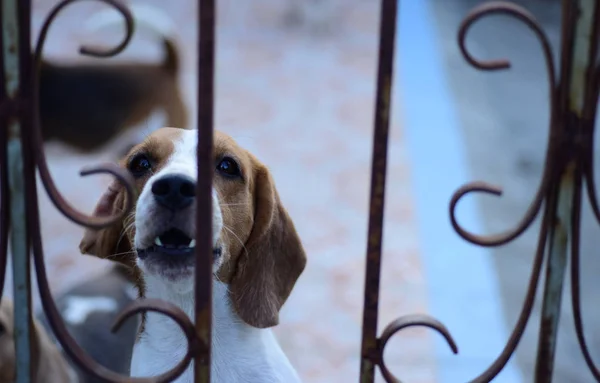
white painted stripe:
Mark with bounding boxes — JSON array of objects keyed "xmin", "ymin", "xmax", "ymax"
[{"xmin": 396, "ymin": 1, "xmax": 523, "ymax": 382}]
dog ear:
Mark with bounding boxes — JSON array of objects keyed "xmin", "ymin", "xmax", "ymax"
[
  {"xmin": 230, "ymin": 163, "xmax": 307, "ymax": 328},
  {"xmin": 79, "ymin": 180, "xmax": 134, "ymax": 269}
]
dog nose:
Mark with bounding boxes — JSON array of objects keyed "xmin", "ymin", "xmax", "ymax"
[{"xmin": 151, "ymin": 174, "xmax": 196, "ymax": 210}]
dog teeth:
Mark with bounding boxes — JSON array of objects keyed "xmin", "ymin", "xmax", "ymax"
[
  {"xmin": 154, "ymin": 237, "xmax": 163, "ymax": 246},
  {"xmin": 189, "ymin": 239, "xmax": 196, "ymax": 248}
]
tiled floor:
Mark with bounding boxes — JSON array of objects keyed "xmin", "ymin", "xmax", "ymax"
[{"xmin": 3, "ymin": 1, "xmax": 440, "ymax": 382}]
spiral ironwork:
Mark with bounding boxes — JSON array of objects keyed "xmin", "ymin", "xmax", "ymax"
[
  {"xmin": 0, "ymin": 0, "xmax": 209, "ymax": 381},
  {"xmin": 359, "ymin": 1, "xmax": 460, "ymax": 383},
  {"xmin": 451, "ymin": 3, "xmax": 558, "ymax": 248},
  {"xmin": 1, "ymin": 0, "xmax": 600, "ymax": 381},
  {"xmin": 359, "ymin": 0, "xmax": 600, "ymax": 382},
  {"xmin": 32, "ymin": 0, "xmax": 137, "ymax": 230}
]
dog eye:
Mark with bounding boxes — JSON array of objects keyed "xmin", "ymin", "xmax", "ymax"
[
  {"xmin": 128, "ymin": 153, "xmax": 152, "ymax": 177},
  {"xmin": 216, "ymin": 157, "xmax": 241, "ymax": 177}
]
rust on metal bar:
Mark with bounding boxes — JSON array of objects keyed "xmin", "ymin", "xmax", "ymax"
[
  {"xmin": 452, "ymin": 4, "xmax": 563, "ymax": 382},
  {"xmin": 534, "ymin": 166, "xmax": 570, "ymax": 381},
  {"xmin": 571, "ymin": 0, "xmax": 600, "ymax": 379},
  {"xmin": 1, "ymin": 0, "xmax": 599, "ymax": 382},
  {"xmin": 196, "ymin": 0, "xmax": 216, "ymax": 382},
  {"xmin": 356, "ymin": 1, "xmax": 456, "ymax": 382},
  {"xmin": 449, "ymin": 3, "xmax": 563, "ymax": 382},
  {"xmin": 31, "ymin": 0, "xmax": 136, "ymax": 230},
  {"xmin": 535, "ymin": 0, "xmax": 600, "ymax": 381},
  {"xmin": 10, "ymin": 0, "xmax": 202, "ymax": 382},
  {"xmin": 358, "ymin": 0, "xmax": 398, "ymax": 381},
  {"xmin": 449, "ymin": 1, "xmax": 600, "ymax": 382},
  {"xmin": 0, "ymin": 83, "xmax": 7, "ymax": 302},
  {"xmin": 2, "ymin": 0, "xmax": 36, "ymax": 381},
  {"xmin": 452, "ymin": 2, "xmax": 557, "ymax": 248},
  {"xmin": 0, "ymin": 0, "xmax": 8, "ymax": 301}
]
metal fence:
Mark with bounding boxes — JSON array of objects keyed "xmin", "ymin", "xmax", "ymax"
[{"xmin": 0, "ymin": 0, "xmax": 599, "ymax": 382}]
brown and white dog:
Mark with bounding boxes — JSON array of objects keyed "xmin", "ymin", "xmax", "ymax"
[
  {"xmin": 40, "ymin": 5, "xmax": 188, "ymax": 152},
  {"xmin": 0, "ymin": 298, "xmax": 76, "ymax": 383},
  {"xmin": 79, "ymin": 128, "xmax": 307, "ymax": 382}
]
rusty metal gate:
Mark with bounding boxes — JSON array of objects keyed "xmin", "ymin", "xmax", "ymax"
[{"xmin": 1, "ymin": 0, "xmax": 599, "ymax": 382}]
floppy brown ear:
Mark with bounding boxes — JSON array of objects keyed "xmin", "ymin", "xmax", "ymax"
[
  {"xmin": 230, "ymin": 164, "xmax": 307, "ymax": 329},
  {"xmin": 79, "ymin": 180, "xmax": 134, "ymax": 269}
]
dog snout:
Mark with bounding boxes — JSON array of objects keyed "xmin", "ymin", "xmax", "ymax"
[{"xmin": 151, "ymin": 174, "xmax": 195, "ymax": 211}]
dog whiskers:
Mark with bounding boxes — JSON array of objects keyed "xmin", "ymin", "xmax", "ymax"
[
  {"xmin": 220, "ymin": 203, "xmax": 250, "ymax": 207},
  {"xmin": 115, "ymin": 212, "xmax": 136, "ymax": 251},
  {"xmin": 105, "ymin": 249, "xmax": 136, "ymax": 261},
  {"xmin": 213, "ymin": 272, "xmax": 224, "ymax": 284},
  {"xmin": 222, "ymin": 225, "xmax": 248, "ymax": 263}
]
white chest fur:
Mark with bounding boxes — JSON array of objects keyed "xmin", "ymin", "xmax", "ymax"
[{"xmin": 130, "ymin": 281, "xmax": 300, "ymax": 383}]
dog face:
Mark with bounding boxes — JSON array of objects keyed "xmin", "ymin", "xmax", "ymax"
[{"xmin": 80, "ymin": 128, "xmax": 306, "ymax": 328}]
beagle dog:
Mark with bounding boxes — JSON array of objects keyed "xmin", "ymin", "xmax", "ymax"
[
  {"xmin": 79, "ymin": 128, "xmax": 307, "ymax": 382},
  {"xmin": 40, "ymin": 5, "xmax": 188, "ymax": 152},
  {"xmin": 0, "ymin": 298, "xmax": 77, "ymax": 383}
]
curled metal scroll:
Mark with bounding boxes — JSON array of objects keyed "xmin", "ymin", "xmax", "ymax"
[
  {"xmin": 450, "ymin": 2, "xmax": 557, "ymax": 247},
  {"xmin": 367, "ymin": 2, "xmax": 564, "ymax": 382},
  {"xmin": 450, "ymin": 1, "xmax": 600, "ymax": 383},
  {"xmin": 359, "ymin": 0, "xmax": 460, "ymax": 382},
  {"xmin": 469, "ymin": 201, "xmax": 551, "ymax": 383},
  {"xmin": 376, "ymin": 315, "xmax": 458, "ymax": 383},
  {"xmin": 448, "ymin": 1, "xmax": 569, "ymax": 382},
  {"xmin": 32, "ymin": 232, "xmax": 196, "ymax": 382},
  {"xmin": 32, "ymin": 0, "xmax": 136, "ymax": 230},
  {"xmin": 23, "ymin": 0, "xmax": 203, "ymax": 381}
]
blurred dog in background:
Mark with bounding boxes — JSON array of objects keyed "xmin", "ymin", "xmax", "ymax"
[
  {"xmin": 40, "ymin": 4, "xmax": 188, "ymax": 153},
  {"xmin": 0, "ymin": 264, "xmax": 138, "ymax": 382},
  {"xmin": 0, "ymin": 298, "xmax": 76, "ymax": 383},
  {"xmin": 36, "ymin": 264, "xmax": 139, "ymax": 383}
]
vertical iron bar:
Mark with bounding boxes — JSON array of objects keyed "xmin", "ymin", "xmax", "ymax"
[
  {"xmin": 0, "ymin": 0, "xmax": 10, "ymax": 302},
  {"xmin": 196, "ymin": 0, "xmax": 215, "ymax": 382},
  {"xmin": 535, "ymin": 0, "xmax": 599, "ymax": 380},
  {"xmin": 2, "ymin": 0, "xmax": 34, "ymax": 382},
  {"xmin": 534, "ymin": 167, "xmax": 572, "ymax": 381},
  {"xmin": 359, "ymin": 0, "xmax": 398, "ymax": 382}
]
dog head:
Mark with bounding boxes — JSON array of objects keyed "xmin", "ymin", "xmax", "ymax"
[{"xmin": 80, "ymin": 128, "xmax": 306, "ymax": 328}]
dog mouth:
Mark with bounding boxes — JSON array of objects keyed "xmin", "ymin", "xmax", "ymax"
[
  {"xmin": 137, "ymin": 228, "xmax": 221, "ymax": 261},
  {"xmin": 152, "ymin": 228, "xmax": 196, "ymax": 254}
]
